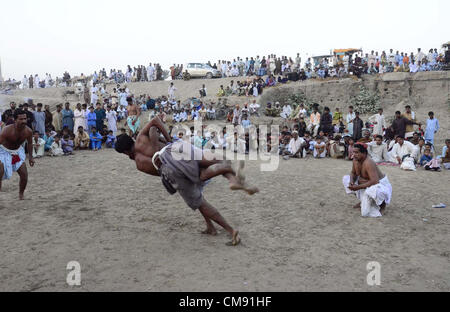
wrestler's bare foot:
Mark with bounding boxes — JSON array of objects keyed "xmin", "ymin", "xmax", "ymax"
[
  {"xmin": 19, "ymin": 193, "xmax": 25, "ymax": 200},
  {"xmin": 353, "ymin": 202, "xmax": 361, "ymax": 209},
  {"xmin": 201, "ymin": 228, "xmax": 218, "ymax": 236},
  {"xmin": 226, "ymin": 230, "xmax": 241, "ymax": 246},
  {"xmin": 229, "ymin": 179, "xmax": 259, "ymax": 195}
]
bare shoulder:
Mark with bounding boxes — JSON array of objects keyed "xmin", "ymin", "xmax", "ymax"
[{"xmin": 363, "ymin": 156, "xmax": 376, "ymax": 169}]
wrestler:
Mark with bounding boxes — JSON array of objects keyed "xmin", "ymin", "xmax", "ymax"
[
  {"xmin": 343, "ymin": 143, "xmax": 392, "ymax": 217},
  {"xmin": 0, "ymin": 109, "xmax": 35, "ymax": 200},
  {"xmin": 115, "ymin": 116, "xmax": 259, "ymax": 246}
]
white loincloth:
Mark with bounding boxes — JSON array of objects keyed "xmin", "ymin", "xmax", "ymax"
[
  {"xmin": 0, "ymin": 144, "xmax": 26, "ymax": 180},
  {"xmin": 343, "ymin": 175, "xmax": 392, "ymax": 218}
]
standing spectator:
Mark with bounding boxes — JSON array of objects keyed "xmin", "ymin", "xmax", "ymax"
[
  {"xmin": 22, "ymin": 103, "xmax": 35, "ymax": 130},
  {"xmin": 424, "ymin": 111, "xmax": 439, "ymax": 145},
  {"xmin": 94, "ymin": 103, "xmax": 106, "ymax": 133},
  {"xmin": 52, "ymin": 104, "xmax": 63, "ymax": 132},
  {"xmin": 32, "ymin": 103, "xmax": 46, "ymax": 137},
  {"xmin": 352, "ymin": 111, "xmax": 364, "ymax": 142},
  {"xmin": 105, "ymin": 105, "xmax": 118, "ymax": 136},
  {"xmin": 61, "ymin": 102, "xmax": 74, "ymax": 133},
  {"xmin": 44, "ymin": 105, "xmax": 53, "ymax": 131},
  {"xmin": 86, "ymin": 106, "xmax": 97, "ymax": 133},
  {"xmin": 73, "ymin": 103, "xmax": 86, "ymax": 133}
]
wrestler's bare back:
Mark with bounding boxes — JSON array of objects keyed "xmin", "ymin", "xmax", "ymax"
[{"xmin": 134, "ymin": 119, "xmax": 170, "ymax": 176}]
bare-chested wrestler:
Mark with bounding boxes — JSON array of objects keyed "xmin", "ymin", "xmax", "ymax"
[
  {"xmin": 115, "ymin": 116, "xmax": 259, "ymax": 245},
  {"xmin": 343, "ymin": 143, "xmax": 392, "ymax": 218},
  {"xmin": 0, "ymin": 109, "xmax": 35, "ymax": 200},
  {"xmin": 126, "ymin": 97, "xmax": 141, "ymax": 138}
]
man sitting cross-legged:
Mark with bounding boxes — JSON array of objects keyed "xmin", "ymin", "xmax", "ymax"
[
  {"xmin": 115, "ymin": 116, "xmax": 259, "ymax": 246},
  {"xmin": 343, "ymin": 143, "xmax": 392, "ymax": 217}
]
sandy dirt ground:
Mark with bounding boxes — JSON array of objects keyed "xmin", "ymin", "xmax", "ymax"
[{"xmin": 1, "ymin": 149, "xmax": 449, "ymax": 292}]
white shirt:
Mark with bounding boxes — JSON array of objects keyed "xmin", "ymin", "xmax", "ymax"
[
  {"xmin": 391, "ymin": 141, "xmax": 418, "ymax": 160},
  {"xmin": 288, "ymin": 137, "xmax": 304, "ymax": 155}
]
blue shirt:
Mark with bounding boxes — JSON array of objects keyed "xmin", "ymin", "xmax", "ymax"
[{"xmin": 87, "ymin": 112, "xmax": 97, "ymax": 126}]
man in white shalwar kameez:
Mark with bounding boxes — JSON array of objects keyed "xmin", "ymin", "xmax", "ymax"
[
  {"xmin": 280, "ymin": 104, "xmax": 292, "ymax": 120},
  {"xmin": 168, "ymin": 83, "xmax": 177, "ymax": 101},
  {"xmin": 343, "ymin": 143, "xmax": 392, "ymax": 218},
  {"xmin": 390, "ymin": 136, "xmax": 418, "ymax": 171},
  {"xmin": 368, "ymin": 108, "xmax": 386, "ymax": 136},
  {"xmin": 90, "ymin": 84, "xmax": 99, "ymax": 105},
  {"xmin": 105, "ymin": 106, "xmax": 117, "ymax": 136},
  {"xmin": 368, "ymin": 135, "xmax": 391, "ymax": 163}
]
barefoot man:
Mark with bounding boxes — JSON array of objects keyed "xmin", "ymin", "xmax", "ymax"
[
  {"xmin": 342, "ymin": 143, "xmax": 392, "ymax": 217},
  {"xmin": 115, "ymin": 116, "xmax": 258, "ymax": 245},
  {"xmin": 0, "ymin": 109, "xmax": 35, "ymax": 200},
  {"xmin": 126, "ymin": 97, "xmax": 141, "ymax": 138}
]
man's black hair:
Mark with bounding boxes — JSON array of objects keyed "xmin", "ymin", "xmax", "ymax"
[
  {"xmin": 395, "ymin": 111, "xmax": 401, "ymax": 115},
  {"xmin": 115, "ymin": 134, "xmax": 135, "ymax": 153},
  {"xmin": 375, "ymin": 135, "xmax": 383, "ymax": 140},
  {"xmin": 354, "ymin": 143, "xmax": 368, "ymax": 154},
  {"xmin": 13, "ymin": 109, "xmax": 26, "ymax": 119}
]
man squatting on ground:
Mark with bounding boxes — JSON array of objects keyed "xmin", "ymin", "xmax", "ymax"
[
  {"xmin": 343, "ymin": 143, "xmax": 392, "ymax": 218},
  {"xmin": 115, "ymin": 116, "xmax": 259, "ymax": 246}
]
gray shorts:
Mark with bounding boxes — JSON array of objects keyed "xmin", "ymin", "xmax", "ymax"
[{"xmin": 158, "ymin": 141, "xmax": 204, "ymax": 210}]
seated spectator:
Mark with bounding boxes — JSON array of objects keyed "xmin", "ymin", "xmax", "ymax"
[
  {"xmin": 61, "ymin": 134, "xmax": 74, "ymax": 155},
  {"xmin": 206, "ymin": 105, "xmax": 216, "ymax": 120},
  {"xmin": 358, "ymin": 129, "xmax": 373, "ymax": 144},
  {"xmin": 74, "ymin": 126, "xmax": 90, "ymax": 150},
  {"xmin": 313, "ymin": 136, "xmax": 327, "ymax": 158},
  {"xmin": 106, "ymin": 131, "xmax": 116, "ymax": 148},
  {"xmin": 32, "ymin": 131, "xmax": 45, "ymax": 158},
  {"xmin": 391, "ymin": 136, "xmax": 417, "ymax": 171},
  {"xmin": 420, "ymin": 149, "xmax": 441, "ymax": 171},
  {"xmin": 438, "ymin": 139, "xmax": 450, "ymax": 170},
  {"xmin": 217, "ymin": 85, "xmax": 225, "ymax": 97},
  {"xmin": 368, "ymin": 135, "xmax": 390, "ymax": 163},
  {"xmin": 249, "ymin": 100, "xmax": 260, "ymax": 116},
  {"xmin": 89, "ymin": 127, "xmax": 102, "ymax": 151},
  {"xmin": 51, "ymin": 136, "xmax": 64, "ymax": 156},
  {"xmin": 285, "ymin": 131, "xmax": 305, "ymax": 159},
  {"xmin": 43, "ymin": 130, "xmax": 55, "ymax": 151}
]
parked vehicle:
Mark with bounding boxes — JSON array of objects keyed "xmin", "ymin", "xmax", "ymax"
[{"xmin": 184, "ymin": 63, "xmax": 221, "ymax": 79}]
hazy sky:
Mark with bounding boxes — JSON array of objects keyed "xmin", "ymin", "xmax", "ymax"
[{"xmin": 1, "ymin": 0, "xmax": 449, "ymax": 80}]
